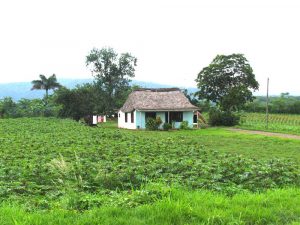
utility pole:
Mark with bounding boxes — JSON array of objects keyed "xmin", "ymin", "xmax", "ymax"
[{"xmin": 266, "ymin": 77, "xmax": 269, "ymax": 129}]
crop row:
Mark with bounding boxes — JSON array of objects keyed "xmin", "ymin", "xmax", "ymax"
[
  {"xmin": 239, "ymin": 113, "xmax": 300, "ymax": 134},
  {"xmin": 0, "ymin": 118, "xmax": 300, "ymax": 202}
]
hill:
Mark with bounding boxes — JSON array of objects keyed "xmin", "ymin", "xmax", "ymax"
[{"xmin": 0, "ymin": 79, "xmax": 197, "ymax": 101}]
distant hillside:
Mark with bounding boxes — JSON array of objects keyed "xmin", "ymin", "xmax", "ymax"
[
  {"xmin": 0, "ymin": 79, "xmax": 198, "ymax": 101},
  {"xmin": 0, "ymin": 79, "xmax": 92, "ymax": 101}
]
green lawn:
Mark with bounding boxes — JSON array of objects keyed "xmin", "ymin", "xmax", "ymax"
[{"xmin": 0, "ymin": 118, "xmax": 300, "ymax": 224}]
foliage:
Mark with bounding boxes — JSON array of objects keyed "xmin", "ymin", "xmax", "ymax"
[
  {"xmin": 1, "ymin": 81, "xmax": 138, "ymax": 120},
  {"xmin": 86, "ymin": 47, "xmax": 137, "ymax": 114},
  {"xmin": 162, "ymin": 123, "xmax": 172, "ymax": 131},
  {"xmin": 1, "ymin": 188, "xmax": 300, "ymax": 225},
  {"xmin": 0, "ymin": 97, "xmax": 16, "ymax": 117},
  {"xmin": 179, "ymin": 121, "xmax": 190, "ymax": 130},
  {"xmin": 244, "ymin": 93, "xmax": 300, "ymax": 114},
  {"xmin": 0, "ymin": 97, "xmax": 58, "ymax": 118},
  {"xmin": 54, "ymin": 84, "xmax": 100, "ymax": 121},
  {"xmin": 145, "ymin": 116, "xmax": 162, "ymax": 130},
  {"xmin": 182, "ymin": 89, "xmax": 199, "ymax": 106},
  {"xmin": 239, "ymin": 112, "xmax": 300, "ymax": 135},
  {"xmin": 209, "ymin": 108, "xmax": 240, "ymax": 126},
  {"xmin": 1, "ymin": 118, "xmax": 300, "ymax": 224},
  {"xmin": 0, "ymin": 118, "xmax": 300, "ymax": 202},
  {"xmin": 31, "ymin": 74, "xmax": 61, "ymax": 105},
  {"xmin": 195, "ymin": 54, "xmax": 259, "ymax": 111},
  {"xmin": 197, "ymin": 99, "xmax": 213, "ymax": 112}
]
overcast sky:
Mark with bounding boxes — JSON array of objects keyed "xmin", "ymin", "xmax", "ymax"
[{"xmin": 0, "ymin": 0, "xmax": 299, "ymax": 95}]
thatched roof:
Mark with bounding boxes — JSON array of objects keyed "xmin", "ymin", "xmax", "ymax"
[{"xmin": 120, "ymin": 88, "xmax": 199, "ymax": 112}]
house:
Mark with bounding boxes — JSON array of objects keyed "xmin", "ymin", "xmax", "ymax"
[{"xmin": 118, "ymin": 88, "xmax": 200, "ymax": 129}]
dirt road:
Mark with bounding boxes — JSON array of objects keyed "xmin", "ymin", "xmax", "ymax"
[{"xmin": 228, "ymin": 128, "xmax": 300, "ymax": 140}]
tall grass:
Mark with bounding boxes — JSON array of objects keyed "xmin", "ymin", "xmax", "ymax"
[{"xmin": 1, "ymin": 188, "xmax": 300, "ymax": 225}]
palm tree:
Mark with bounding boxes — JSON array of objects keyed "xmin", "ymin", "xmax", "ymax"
[{"xmin": 31, "ymin": 74, "xmax": 61, "ymax": 105}]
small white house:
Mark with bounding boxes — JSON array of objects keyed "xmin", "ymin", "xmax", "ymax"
[{"xmin": 118, "ymin": 88, "xmax": 199, "ymax": 129}]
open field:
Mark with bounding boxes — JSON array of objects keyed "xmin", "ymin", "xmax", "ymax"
[
  {"xmin": 238, "ymin": 112, "xmax": 300, "ymax": 135},
  {"xmin": 1, "ymin": 118, "xmax": 300, "ymax": 224}
]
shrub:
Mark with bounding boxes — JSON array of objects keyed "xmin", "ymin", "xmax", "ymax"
[
  {"xmin": 146, "ymin": 116, "xmax": 162, "ymax": 130},
  {"xmin": 180, "ymin": 121, "xmax": 190, "ymax": 130},
  {"xmin": 198, "ymin": 120, "xmax": 209, "ymax": 129},
  {"xmin": 162, "ymin": 123, "xmax": 172, "ymax": 131},
  {"xmin": 209, "ymin": 108, "xmax": 240, "ymax": 126}
]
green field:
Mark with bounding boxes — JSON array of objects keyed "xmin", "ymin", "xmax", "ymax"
[
  {"xmin": 1, "ymin": 118, "xmax": 300, "ymax": 224},
  {"xmin": 239, "ymin": 112, "xmax": 300, "ymax": 135}
]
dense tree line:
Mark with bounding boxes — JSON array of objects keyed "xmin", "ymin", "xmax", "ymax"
[
  {"xmin": 53, "ymin": 83, "xmax": 136, "ymax": 120},
  {"xmin": 244, "ymin": 93, "xmax": 300, "ymax": 114},
  {"xmin": 0, "ymin": 47, "xmax": 137, "ymax": 120},
  {"xmin": 0, "ymin": 97, "xmax": 59, "ymax": 118},
  {"xmin": 3, "ymin": 92, "xmax": 299, "ymax": 119},
  {"xmin": 2, "ymin": 50, "xmax": 300, "ymax": 121}
]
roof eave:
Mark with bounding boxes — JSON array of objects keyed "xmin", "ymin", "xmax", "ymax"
[{"xmin": 135, "ymin": 108, "xmax": 199, "ymax": 112}]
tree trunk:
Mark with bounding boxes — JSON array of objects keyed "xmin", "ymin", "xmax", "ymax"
[{"xmin": 45, "ymin": 89, "xmax": 49, "ymax": 106}]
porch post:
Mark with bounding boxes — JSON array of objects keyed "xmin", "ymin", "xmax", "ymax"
[
  {"xmin": 140, "ymin": 111, "xmax": 142, "ymax": 128},
  {"xmin": 196, "ymin": 111, "xmax": 200, "ymax": 128},
  {"xmin": 197, "ymin": 111, "xmax": 199, "ymax": 128}
]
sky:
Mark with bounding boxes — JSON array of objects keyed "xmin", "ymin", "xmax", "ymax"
[{"xmin": 0, "ymin": 0, "xmax": 299, "ymax": 95}]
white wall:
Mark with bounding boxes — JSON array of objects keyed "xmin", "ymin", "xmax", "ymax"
[
  {"xmin": 118, "ymin": 110, "xmax": 195, "ymax": 129},
  {"xmin": 118, "ymin": 110, "xmax": 137, "ymax": 129}
]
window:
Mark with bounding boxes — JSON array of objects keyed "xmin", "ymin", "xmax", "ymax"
[
  {"xmin": 125, "ymin": 113, "xmax": 128, "ymax": 123},
  {"xmin": 131, "ymin": 111, "xmax": 134, "ymax": 123},
  {"xmin": 169, "ymin": 112, "xmax": 183, "ymax": 122},
  {"xmin": 118, "ymin": 113, "xmax": 120, "ymax": 118},
  {"xmin": 145, "ymin": 112, "xmax": 156, "ymax": 120}
]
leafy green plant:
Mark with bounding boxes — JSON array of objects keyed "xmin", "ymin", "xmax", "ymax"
[
  {"xmin": 162, "ymin": 123, "xmax": 172, "ymax": 131},
  {"xmin": 1, "ymin": 117, "xmax": 300, "ymax": 215},
  {"xmin": 146, "ymin": 116, "xmax": 162, "ymax": 130},
  {"xmin": 209, "ymin": 108, "xmax": 240, "ymax": 126},
  {"xmin": 179, "ymin": 121, "xmax": 190, "ymax": 130}
]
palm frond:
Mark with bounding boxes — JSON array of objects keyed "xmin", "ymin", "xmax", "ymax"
[
  {"xmin": 31, "ymin": 80, "xmax": 44, "ymax": 90},
  {"xmin": 39, "ymin": 74, "xmax": 48, "ymax": 83},
  {"xmin": 31, "ymin": 74, "xmax": 61, "ymax": 91}
]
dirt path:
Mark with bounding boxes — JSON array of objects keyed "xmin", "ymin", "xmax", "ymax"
[{"xmin": 227, "ymin": 128, "xmax": 300, "ymax": 140}]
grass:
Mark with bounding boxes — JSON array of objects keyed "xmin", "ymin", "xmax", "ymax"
[
  {"xmin": 1, "ymin": 118, "xmax": 300, "ymax": 224},
  {"xmin": 238, "ymin": 112, "xmax": 300, "ymax": 135},
  {"xmin": 1, "ymin": 188, "xmax": 300, "ymax": 225}
]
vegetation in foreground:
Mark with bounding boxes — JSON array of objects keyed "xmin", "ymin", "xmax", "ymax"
[
  {"xmin": 1, "ymin": 118, "xmax": 300, "ymax": 224},
  {"xmin": 1, "ymin": 188, "xmax": 300, "ymax": 225},
  {"xmin": 239, "ymin": 112, "xmax": 300, "ymax": 135}
]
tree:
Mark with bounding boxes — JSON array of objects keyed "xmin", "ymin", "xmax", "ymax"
[
  {"xmin": 86, "ymin": 47, "xmax": 137, "ymax": 114},
  {"xmin": 195, "ymin": 54, "xmax": 259, "ymax": 111},
  {"xmin": 54, "ymin": 84, "xmax": 100, "ymax": 121},
  {"xmin": 31, "ymin": 74, "xmax": 61, "ymax": 105},
  {"xmin": 0, "ymin": 97, "xmax": 17, "ymax": 118},
  {"xmin": 182, "ymin": 89, "xmax": 199, "ymax": 106}
]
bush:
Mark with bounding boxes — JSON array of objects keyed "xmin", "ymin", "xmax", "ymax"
[
  {"xmin": 180, "ymin": 121, "xmax": 190, "ymax": 130},
  {"xmin": 146, "ymin": 116, "xmax": 162, "ymax": 130},
  {"xmin": 209, "ymin": 108, "xmax": 240, "ymax": 126},
  {"xmin": 162, "ymin": 123, "xmax": 172, "ymax": 131},
  {"xmin": 198, "ymin": 120, "xmax": 209, "ymax": 129}
]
